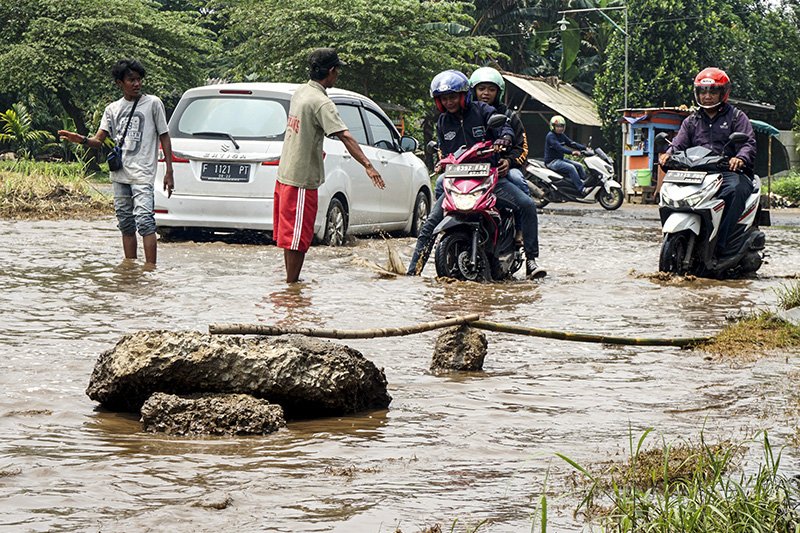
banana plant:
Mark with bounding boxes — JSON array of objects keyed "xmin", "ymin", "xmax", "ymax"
[{"xmin": 0, "ymin": 103, "xmax": 55, "ymax": 159}]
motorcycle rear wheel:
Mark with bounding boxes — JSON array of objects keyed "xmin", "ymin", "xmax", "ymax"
[
  {"xmin": 434, "ymin": 231, "xmax": 486, "ymax": 281},
  {"xmin": 598, "ymin": 186, "xmax": 624, "ymax": 210},
  {"xmin": 659, "ymin": 232, "xmax": 690, "ymax": 275}
]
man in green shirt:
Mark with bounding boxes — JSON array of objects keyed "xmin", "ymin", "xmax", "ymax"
[{"xmin": 275, "ymin": 48, "xmax": 384, "ymax": 283}]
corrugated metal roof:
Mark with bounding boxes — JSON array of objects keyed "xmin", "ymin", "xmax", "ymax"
[{"xmin": 504, "ymin": 74, "xmax": 602, "ymax": 127}]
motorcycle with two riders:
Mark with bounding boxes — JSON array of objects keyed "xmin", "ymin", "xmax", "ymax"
[{"xmin": 428, "ymin": 114, "xmax": 526, "ymax": 282}]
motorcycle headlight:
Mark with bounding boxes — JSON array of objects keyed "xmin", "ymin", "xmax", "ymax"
[
  {"xmin": 681, "ymin": 180, "xmax": 719, "ymax": 207},
  {"xmin": 452, "ymin": 189, "xmax": 485, "ymax": 210}
]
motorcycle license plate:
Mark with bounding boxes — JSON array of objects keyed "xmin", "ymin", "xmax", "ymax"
[
  {"xmin": 663, "ymin": 170, "xmax": 706, "ymax": 184},
  {"xmin": 445, "ymin": 163, "xmax": 491, "ymax": 178}
]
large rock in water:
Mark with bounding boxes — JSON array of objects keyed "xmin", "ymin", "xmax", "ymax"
[
  {"xmin": 86, "ymin": 331, "xmax": 391, "ymax": 418},
  {"xmin": 140, "ymin": 392, "xmax": 285, "ymax": 436},
  {"xmin": 430, "ymin": 325, "xmax": 487, "ymax": 372}
]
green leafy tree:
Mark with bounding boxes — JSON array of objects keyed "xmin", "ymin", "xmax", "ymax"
[
  {"xmin": 224, "ymin": 0, "xmax": 500, "ymax": 106},
  {"xmin": 593, "ymin": 0, "xmax": 800, "ymax": 151},
  {"xmin": 0, "ymin": 103, "xmax": 55, "ymax": 159},
  {"xmin": 0, "ymin": 0, "xmax": 214, "ymax": 141}
]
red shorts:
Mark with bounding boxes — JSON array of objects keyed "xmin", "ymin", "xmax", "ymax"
[{"xmin": 273, "ymin": 182, "xmax": 318, "ymax": 252}]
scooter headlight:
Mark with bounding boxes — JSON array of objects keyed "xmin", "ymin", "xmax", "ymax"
[
  {"xmin": 452, "ymin": 188, "xmax": 486, "ymax": 210},
  {"xmin": 681, "ymin": 180, "xmax": 719, "ymax": 207},
  {"xmin": 660, "ymin": 180, "xmax": 719, "ymax": 209}
]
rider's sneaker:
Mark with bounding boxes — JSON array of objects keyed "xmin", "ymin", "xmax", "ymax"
[
  {"xmin": 581, "ymin": 187, "xmax": 592, "ymax": 196},
  {"xmin": 526, "ymin": 259, "xmax": 547, "ymax": 279}
]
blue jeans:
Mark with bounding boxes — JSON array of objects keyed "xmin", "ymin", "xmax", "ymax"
[
  {"xmin": 112, "ymin": 182, "xmax": 156, "ymax": 236},
  {"xmin": 408, "ymin": 179, "xmax": 540, "ymax": 275},
  {"xmin": 546, "ymin": 159, "xmax": 585, "ymax": 191},
  {"xmin": 716, "ymin": 172, "xmax": 753, "ymax": 255},
  {"xmin": 434, "ymin": 168, "xmax": 529, "ymax": 200}
]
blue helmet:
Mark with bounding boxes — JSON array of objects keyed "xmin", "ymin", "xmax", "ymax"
[{"xmin": 430, "ymin": 70, "xmax": 471, "ymax": 112}]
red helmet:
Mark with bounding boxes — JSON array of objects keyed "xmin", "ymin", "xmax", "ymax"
[{"xmin": 693, "ymin": 67, "xmax": 731, "ymax": 109}]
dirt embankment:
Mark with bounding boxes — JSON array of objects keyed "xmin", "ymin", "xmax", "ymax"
[{"xmin": 0, "ymin": 173, "xmax": 110, "ymax": 220}]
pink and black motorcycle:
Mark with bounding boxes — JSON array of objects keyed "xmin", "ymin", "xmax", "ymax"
[{"xmin": 432, "ymin": 140, "xmax": 523, "ymax": 281}]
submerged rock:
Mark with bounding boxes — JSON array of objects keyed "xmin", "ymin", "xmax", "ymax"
[
  {"xmin": 140, "ymin": 392, "xmax": 285, "ymax": 436},
  {"xmin": 430, "ymin": 325, "xmax": 487, "ymax": 372},
  {"xmin": 86, "ymin": 330, "xmax": 391, "ymax": 418}
]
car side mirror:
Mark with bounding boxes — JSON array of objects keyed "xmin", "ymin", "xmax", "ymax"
[{"xmin": 400, "ymin": 136, "xmax": 418, "ymax": 153}]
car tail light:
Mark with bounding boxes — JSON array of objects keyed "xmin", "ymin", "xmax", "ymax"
[
  {"xmin": 158, "ymin": 148, "xmax": 189, "ymax": 163},
  {"xmin": 262, "ymin": 158, "xmax": 280, "ymax": 166},
  {"xmin": 219, "ymin": 89, "xmax": 253, "ymax": 95},
  {"xmin": 154, "ymin": 209, "xmax": 168, "ymax": 214}
]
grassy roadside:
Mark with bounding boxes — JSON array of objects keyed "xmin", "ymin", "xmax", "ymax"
[{"xmin": 0, "ymin": 160, "xmax": 111, "ymax": 219}]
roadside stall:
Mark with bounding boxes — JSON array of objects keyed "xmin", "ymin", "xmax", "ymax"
[{"xmin": 619, "ymin": 107, "xmax": 689, "ymax": 203}]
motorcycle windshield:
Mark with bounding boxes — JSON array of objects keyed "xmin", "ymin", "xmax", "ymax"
[{"xmin": 670, "ymin": 146, "xmax": 725, "ymax": 170}]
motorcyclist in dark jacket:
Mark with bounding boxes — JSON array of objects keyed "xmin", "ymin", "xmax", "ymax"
[
  {"xmin": 544, "ymin": 115, "xmax": 588, "ymax": 194},
  {"xmin": 407, "ymin": 69, "xmax": 546, "ymax": 279},
  {"xmin": 434, "ymin": 67, "xmax": 530, "ymax": 199},
  {"xmin": 658, "ymin": 67, "xmax": 756, "ymax": 259}
]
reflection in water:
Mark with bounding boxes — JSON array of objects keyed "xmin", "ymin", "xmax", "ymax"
[
  {"xmin": 260, "ymin": 283, "xmax": 324, "ymax": 328},
  {"xmin": 1, "ymin": 214, "xmax": 799, "ymax": 531}
]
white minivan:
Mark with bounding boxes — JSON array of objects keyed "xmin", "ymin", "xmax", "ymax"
[{"xmin": 154, "ymin": 82, "xmax": 431, "ymax": 245}]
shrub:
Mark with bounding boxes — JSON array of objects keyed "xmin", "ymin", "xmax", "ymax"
[{"xmin": 772, "ymin": 173, "xmax": 800, "ymax": 203}]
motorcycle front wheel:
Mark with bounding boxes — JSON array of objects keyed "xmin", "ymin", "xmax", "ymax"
[
  {"xmin": 598, "ymin": 186, "xmax": 624, "ymax": 210},
  {"xmin": 659, "ymin": 232, "xmax": 690, "ymax": 274},
  {"xmin": 434, "ymin": 231, "xmax": 486, "ymax": 281}
]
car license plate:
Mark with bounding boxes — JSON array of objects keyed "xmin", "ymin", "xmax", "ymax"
[
  {"xmin": 663, "ymin": 170, "xmax": 706, "ymax": 184},
  {"xmin": 200, "ymin": 162, "xmax": 251, "ymax": 182},
  {"xmin": 445, "ymin": 163, "xmax": 491, "ymax": 178}
]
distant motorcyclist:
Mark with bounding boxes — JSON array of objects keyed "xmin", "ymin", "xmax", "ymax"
[
  {"xmin": 407, "ymin": 69, "xmax": 546, "ymax": 279},
  {"xmin": 544, "ymin": 115, "xmax": 589, "ymax": 195},
  {"xmin": 658, "ymin": 67, "xmax": 756, "ymax": 260}
]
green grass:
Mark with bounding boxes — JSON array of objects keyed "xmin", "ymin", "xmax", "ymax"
[
  {"xmin": 558, "ymin": 430, "xmax": 800, "ymax": 532},
  {"xmin": 0, "ymin": 159, "xmax": 109, "ymax": 184},
  {"xmin": 775, "ymin": 280, "xmax": 800, "ymax": 311}
]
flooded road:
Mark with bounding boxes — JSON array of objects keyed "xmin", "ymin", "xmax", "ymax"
[{"xmin": 2, "ymin": 205, "xmax": 799, "ymax": 532}]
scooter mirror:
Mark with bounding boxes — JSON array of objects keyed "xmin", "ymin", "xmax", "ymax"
[
  {"xmin": 654, "ymin": 132, "xmax": 672, "ymax": 151},
  {"xmin": 425, "ymin": 140, "xmax": 438, "ymax": 155},
  {"xmin": 728, "ymin": 132, "xmax": 749, "ymax": 144},
  {"xmin": 487, "ymin": 114, "xmax": 507, "ymax": 129}
]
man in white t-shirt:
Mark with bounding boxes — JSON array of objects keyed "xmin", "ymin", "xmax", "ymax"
[{"xmin": 59, "ymin": 59, "xmax": 174, "ymax": 267}]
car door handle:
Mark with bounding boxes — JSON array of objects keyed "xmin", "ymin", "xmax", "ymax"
[
  {"xmin": 342, "ymin": 154, "xmax": 352, "ymax": 160},
  {"xmin": 379, "ymin": 158, "xmax": 389, "ymax": 166}
]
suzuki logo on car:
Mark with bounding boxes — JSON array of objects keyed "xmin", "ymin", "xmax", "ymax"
[
  {"xmin": 221, "ymin": 144, "xmax": 230, "ymax": 152},
  {"xmin": 201, "ymin": 152, "xmax": 247, "ymax": 159}
]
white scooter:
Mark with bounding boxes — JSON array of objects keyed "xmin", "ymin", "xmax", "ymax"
[
  {"xmin": 657, "ymin": 131, "xmax": 766, "ymax": 278},
  {"xmin": 524, "ymin": 146, "xmax": 624, "ymax": 210}
]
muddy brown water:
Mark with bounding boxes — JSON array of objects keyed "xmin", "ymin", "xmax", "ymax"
[{"xmin": 2, "ymin": 205, "xmax": 800, "ymax": 532}]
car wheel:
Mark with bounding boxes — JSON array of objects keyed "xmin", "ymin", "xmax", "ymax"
[
  {"xmin": 322, "ymin": 198, "xmax": 348, "ymax": 246},
  {"xmin": 156, "ymin": 226, "xmax": 178, "ymax": 241},
  {"xmin": 410, "ymin": 190, "xmax": 430, "ymax": 237}
]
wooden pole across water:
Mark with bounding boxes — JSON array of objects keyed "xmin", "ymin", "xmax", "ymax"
[
  {"xmin": 208, "ymin": 314, "xmax": 481, "ymax": 339},
  {"xmin": 209, "ymin": 314, "xmax": 710, "ymax": 348}
]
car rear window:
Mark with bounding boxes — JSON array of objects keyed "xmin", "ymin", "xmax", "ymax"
[{"xmin": 171, "ymin": 96, "xmax": 289, "ymax": 140}]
